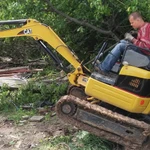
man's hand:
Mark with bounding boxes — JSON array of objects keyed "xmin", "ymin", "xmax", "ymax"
[
  {"xmin": 124, "ymin": 33, "xmax": 134, "ymax": 41},
  {"xmin": 130, "ymin": 30, "xmax": 138, "ymax": 35}
]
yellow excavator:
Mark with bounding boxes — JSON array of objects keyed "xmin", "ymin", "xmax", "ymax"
[{"xmin": 0, "ymin": 19, "xmax": 150, "ymax": 150}]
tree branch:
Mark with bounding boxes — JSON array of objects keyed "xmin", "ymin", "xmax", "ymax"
[{"xmin": 44, "ymin": 0, "xmax": 119, "ymax": 41}]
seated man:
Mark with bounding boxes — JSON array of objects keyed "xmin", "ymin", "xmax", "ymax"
[{"xmin": 97, "ymin": 11, "xmax": 150, "ymax": 73}]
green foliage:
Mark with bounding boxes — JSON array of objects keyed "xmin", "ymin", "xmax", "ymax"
[
  {"xmin": 0, "ymin": 84, "xmax": 12, "ymax": 111},
  {"xmin": 14, "ymin": 81, "xmax": 68, "ymax": 105},
  {"xmin": 0, "ymin": 81, "xmax": 68, "ymax": 111}
]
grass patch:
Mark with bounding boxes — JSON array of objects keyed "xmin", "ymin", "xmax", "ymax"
[
  {"xmin": 33, "ymin": 131, "xmax": 113, "ymax": 150},
  {"xmin": 3, "ymin": 108, "xmax": 36, "ymax": 124}
]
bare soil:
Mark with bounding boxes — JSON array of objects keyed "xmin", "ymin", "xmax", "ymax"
[{"xmin": 0, "ymin": 114, "xmax": 75, "ymax": 150}]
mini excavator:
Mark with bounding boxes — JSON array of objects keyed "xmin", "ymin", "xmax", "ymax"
[{"xmin": 0, "ymin": 19, "xmax": 150, "ymax": 150}]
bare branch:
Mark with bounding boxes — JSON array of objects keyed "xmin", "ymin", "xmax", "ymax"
[{"xmin": 44, "ymin": 0, "xmax": 119, "ymax": 41}]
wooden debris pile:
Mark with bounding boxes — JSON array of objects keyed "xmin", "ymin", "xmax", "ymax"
[
  {"xmin": 0, "ymin": 66, "xmax": 43, "ymax": 88},
  {"xmin": 0, "ymin": 57, "xmax": 44, "ymax": 88}
]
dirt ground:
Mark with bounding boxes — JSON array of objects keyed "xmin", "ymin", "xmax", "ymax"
[
  {"xmin": 1, "ymin": 112, "xmax": 150, "ymax": 150},
  {"xmin": 0, "ymin": 113, "xmax": 74, "ymax": 150}
]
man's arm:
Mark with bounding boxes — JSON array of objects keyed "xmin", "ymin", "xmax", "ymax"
[
  {"xmin": 133, "ymin": 23, "xmax": 150, "ymax": 49},
  {"xmin": 133, "ymin": 38, "xmax": 150, "ymax": 48}
]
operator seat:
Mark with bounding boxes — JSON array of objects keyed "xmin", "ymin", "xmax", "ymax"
[{"xmin": 122, "ymin": 45, "xmax": 150, "ymax": 70}]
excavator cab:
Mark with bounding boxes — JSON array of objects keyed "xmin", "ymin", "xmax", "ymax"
[
  {"xmin": 92, "ymin": 42, "xmax": 150, "ymax": 85},
  {"xmin": 93, "ymin": 42, "xmax": 150, "ymax": 74},
  {"xmin": 87, "ymin": 43, "xmax": 150, "ymax": 114}
]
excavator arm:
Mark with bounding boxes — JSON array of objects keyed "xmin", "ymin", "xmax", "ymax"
[{"xmin": 0, "ymin": 19, "xmax": 90, "ymax": 85}]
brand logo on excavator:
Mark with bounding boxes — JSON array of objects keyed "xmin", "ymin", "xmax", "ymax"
[
  {"xmin": 23, "ymin": 29, "xmax": 32, "ymax": 34},
  {"xmin": 17, "ymin": 29, "xmax": 32, "ymax": 35}
]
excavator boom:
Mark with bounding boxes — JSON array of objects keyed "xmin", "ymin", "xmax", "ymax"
[
  {"xmin": 0, "ymin": 19, "xmax": 80, "ymax": 69},
  {"xmin": 0, "ymin": 19, "xmax": 90, "ymax": 85}
]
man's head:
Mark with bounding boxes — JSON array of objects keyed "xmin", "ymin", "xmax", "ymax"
[{"xmin": 129, "ymin": 12, "xmax": 145, "ymax": 29}]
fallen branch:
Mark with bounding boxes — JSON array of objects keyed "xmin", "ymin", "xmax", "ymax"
[{"xmin": 0, "ymin": 66, "xmax": 43, "ymax": 75}]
